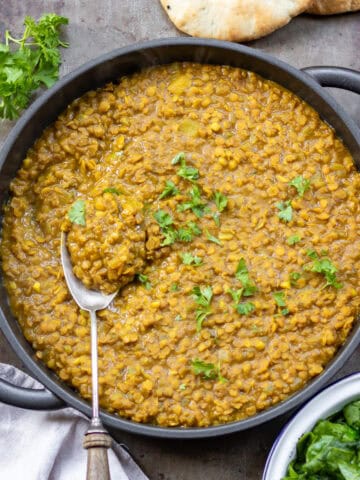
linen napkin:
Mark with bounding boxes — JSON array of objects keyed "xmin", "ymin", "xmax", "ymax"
[{"xmin": 0, "ymin": 363, "xmax": 149, "ymax": 480}]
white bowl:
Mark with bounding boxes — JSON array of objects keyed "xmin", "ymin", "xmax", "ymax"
[{"xmin": 263, "ymin": 372, "xmax": 360, "ymax": 480}]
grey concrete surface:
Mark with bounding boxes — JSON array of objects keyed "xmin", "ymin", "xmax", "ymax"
[{"xmin": 0, "ymin": 2, "xmax": 359, "ymax": 478}]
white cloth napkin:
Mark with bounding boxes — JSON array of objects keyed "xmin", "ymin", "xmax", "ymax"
[{"xmin": 0, "ymin": 363, "xmax": 148, "ymax": 480}]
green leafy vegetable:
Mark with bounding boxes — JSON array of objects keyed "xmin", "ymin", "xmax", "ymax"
[
  {"xmin": 236, "ymin": 302, "xmax": 255, "ymax": 315},
  {"xmin": 192, "ymin": 285, "xmax": 213, "ymax": 331},
  {"xmin": 173, "ymin": 153, "xmax": 199, "ymax": 182},
  {"xmin": 191, "ymin": 358, "xmax": 227, "ymax": 382},
  {"xmin": 273, "ymin": 291, "xmax": 289, "ymax": 316},
  {"xmin": 206, "ymin": 230, "xmax": 222, "ymax": 246},
  {"xmin": 177, "ymin": 221, "xmax": 202, "ymax": 243},
  {"xmin": 68, "ymin": 199, "xmax": 86, "ymax": 226},
  {"xmin": 212, "ymin": 212, "xmax": 220, "ymax": 227},
  {"xmin": 214, "ymin": 191, "xmax": 228, "ymax": 212},
  {"xmin": 171, "ymin": 152, "xmax": 185, "ymax": 165},
  {"xmin": 179, "ymin": 383, "xmax": 187, "ymax": 390},
  {"xmin": 283, "ymin": 399, "xmax": 360, "ymax": 480},
  {"xmin": 311, "ymin": 257, "xmax": 343, "ymax": 290},
  {"xmin": 170, "ymin": 283, "xmax": 180, "ymax": 292},
  {"xmin": 306, "ymin": 249, "xmax": 318, "ymax": 260},
  {"xmin": 235, "ymin": 258, "xmax": 257, "ymax": 296},
  {"xmin": 103, "ymin": 187, "xmax": 121, "ymax": 195},
  {"xmin": 153, "ymin": 209, "xmax": 177, "ymax": 246},
  {"xmin": 137, "ymin": 273, "xmax": 151, "ymax": 290},
  {"xmin": 177, "ymin": 185, "xmax": 208, "ymax": 217},
  {"xmin": 180, "ymin": 252, "xmax": 202, "ymax": 266},
  {"xmin": 289, "ymin": 271, "xmax": 301, "ymax": 286},
  {"xmin": 158, "ymin": 180, "xmax": 179, "ymax": 200},
  {"xmin": 0, "ymin": 14, "xmax": 68, "ymax": 119},
  {"xmin": 287, "ymin": 235, "xmax": 301, "ymax": 246},
  {"xmin": 276, "ymin": 200, "xmax": 293, "ymax": 222},
  {"xmin": 290, "ymin": 175, "xmax": 311, "ymax": 197}
]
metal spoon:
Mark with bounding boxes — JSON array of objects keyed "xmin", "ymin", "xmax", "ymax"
[{"xmin": 61, "ymin": 232, "xmax": 117, "ymax": 480}]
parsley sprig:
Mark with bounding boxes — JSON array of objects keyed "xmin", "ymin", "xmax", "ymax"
[
  {"xmin": 192, "ymin": 285, "xmax": 213, "ymax": 331},
  {"xmin": 0, "ymin": 14, "xmax": 68, "ymax": 119}
]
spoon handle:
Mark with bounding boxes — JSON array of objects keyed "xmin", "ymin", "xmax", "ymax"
[{"xmin": 83, "ymin": 430, "xmax": 112, "ymax": 480}]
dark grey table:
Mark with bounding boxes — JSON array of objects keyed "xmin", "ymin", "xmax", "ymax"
[{"xmin": 0, "ymin": 2, "xmax": 359, "ymax": 478}]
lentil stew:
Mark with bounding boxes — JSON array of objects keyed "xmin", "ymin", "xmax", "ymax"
[{"xmin": 1, "ymin": 63, "xmax": 360, "ymax": 427}]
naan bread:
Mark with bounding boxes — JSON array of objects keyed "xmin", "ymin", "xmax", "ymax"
[
  {"xmin": 160, "ymin": 0, "xmax": 313, "ymax": 42},
  {"xmin": 308, "ymin": 0, "xmax": 360, "ymax": 14}
]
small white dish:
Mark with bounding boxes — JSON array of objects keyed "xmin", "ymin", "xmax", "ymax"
[{"xmin": 263, "ymin": 372, "xmax": 360, "ymax": 480}]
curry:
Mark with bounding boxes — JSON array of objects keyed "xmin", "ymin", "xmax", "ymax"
[{"xmin": 1, "ymin": 63, "xmax": 360, "ymax": 427}]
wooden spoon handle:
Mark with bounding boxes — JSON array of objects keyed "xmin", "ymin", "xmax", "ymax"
[{"xmin": 83, "ymin": 431, "xmax": 112, "ymax": 480}]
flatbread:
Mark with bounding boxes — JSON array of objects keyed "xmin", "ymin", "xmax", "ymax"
[
  {"xmin": 307, "ymin": 0, "xmax": 360, "ymax": 14},
  {"xmin": 159, "ymin": 0, "xmax": 313, "ymax": 42}
]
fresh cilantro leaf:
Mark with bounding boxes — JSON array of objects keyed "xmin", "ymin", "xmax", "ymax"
[
  {"xmin": 191, "ymin": 359, "xmax": 227, "ymax": 382},
  {"xmin": 206, "ymin": 230, "xmax": 222, "ymax": 246},
  {"xmin": 179, "ymin": 383, "xmax": 187, "ymax": 390},
  {"xmin": 158, "ymin": 180, "xmax": 179, "ymax": 200},
  {"xmin": 289, "ymin": 271, "xmax": 301, "ymax": 285},
  {"xmin": 175, "ymin": 314, "xmax": 182, "ymax": 322},
  {"xmin": 235, "ymin": 258, "xmax": 257, "ymax": 296},
  {"xmin": 212, "ymin": 212, "xmax": 220, "ymax": 227},
  {"xmin": 214, "ymin": 191, "xmax": 228, "ymax": 212},
  {"xmin": 276, "ymin": 200, "xmax": 293, "ymax": 222},
  {"xmin": 170, "ymin": 283, "xmax": 180, "ymax": 292},
  {"xmin": 192, "ymin": 285, "xmax": 213, "ymax": 331},
  {"xmin": 287, "ymin": 235, "xmax": 301, "ymax": 245},
  {"xmin": 273, "ymin": 291, "xmax": 286, "ymax": 308},
  {"xmin": 227, "ymin": 288, "xmax": 244, "ymax": 305},
  {"xmin": 311, "ymin": 257, "xmax": 342, "ymax": 289},
  {"xmin": 171, "ymin": 152, "xmax": 185, "ymax": 165},
  {"xmin": 0, "ymin": 14, "xmax": 68, "ymax": 119},
  {"xmin": 68, "ymin": 199, "xmax": 86, "ymax": 226},
  {"xmin": 306, "ymin": 249, "xmax": 318, "ymax": 260},
  {"xmin": 176, "ymin": 156, "xmax": 199, "ymax": 182},
  {"xmin": 281, "ymin": 308, "xmax": 289, "ymax": 316},
  {"xmin": 103, "ymin": 187, "xmax": 121, "ymax": 195},
  {"xmin": 177, "ymin": 185, "xmax": 208, "ymax": 218},
  {"xmin": 180, "ymin": 252, "xmax": 202, "ymax": 266},
  {"xmin": 290, "ymin": 176, "xmax": 311, "ymax": 197},
  {"xmin": 137, "ymin": 273, "xmax": 151, "ymax": 290},
  {"xmin": 177, "ymin": 221, "xmax": 202, "ymax": 243},
  {"xmin": 153, "ymin": 209, "xmax": 177, "ymax": 246},
  {"xmin": 236, "ymin": 302, "xmax": 255, "ymax": 315}
]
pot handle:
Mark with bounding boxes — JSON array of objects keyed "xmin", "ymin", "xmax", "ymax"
[
  {"xmin": 302, "ymin": 66, "xmax": 360, "ymax": 94},
  {"xmin": 0, "ymin": 376, "xmax": 65, "ymax": 410}
]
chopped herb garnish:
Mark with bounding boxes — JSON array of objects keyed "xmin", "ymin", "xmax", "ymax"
[
  {"xmin": 273, "ymin": 291, "xmax": 289, "ymax": 315},
  {"xmin": 273, "ymin": 291, "xmax": 286, "ymax": 307},
  {"xmin": 137, "ymin": 273, "xmax": 151, "ymax": 290},
  {"xmin": 235, "ymin": 258, "xmax": 257, "ymax": 296},
  {"xmin": 171, "ymin": 152, "xmax": 185, "ymax": 165},
  {"xmin": 290, "ymin": 175, "xmax": 311, "ymax": 197},
  {"xmin": 103, "ymin": 187, "xmax": 121, "ymax": 195},
  {"xmin": 68, "ymin": 199, "xmax": 86, "ymax": 226},
  {"xmin": 227, "ymin": 288, "xmax": 244, "ymax": 305},
  {"xmin": 276, "ymin": 200, "xmax": 293, "ymax": 222},
  {"xmin": 177, "ymin": 221, "xmax": 202, "ymax": 243},
  {"xmin": 179, "ymin": 383, "xmax": 187, "ymax": 390},
  {"xmin": 180, "ymin": 252, "xmax": 203, "ymax": 266},
  {"xmin": 192, "ymin": 285, "xmax": 213, "ymax": 331},
  {"xmin": 212, "ymin": 212, "xmax": 220, "ymax": 227},
  {"xmin": 311, "ymin": 257, "xmax": 342, "ymax": 289},
  {"xmin": 175, "ymin": 155, "xmax": 199, "ymax": 182},
  {"xmin": 287, "ymin": 235, "xmax": 301, "ymax": 245},
  {"xmin": 236, "ymin": 302, "xmax": 255, "ymax": 315},
  {"xmin": 158, "ymin": 180, "xmax": 179, "ymax": 200},
  {"xmin": 175, "ymin": 314, "xmax": 182, "ymax": 322},
  {"xmin": 306, "ymin": 249, "xmax": 318, "ymax": 260},
  {"xmin": 170, "ymin": 283, "xmax": 180, "ymax": 292},
  {"xmin": 214, "ymin": 191, "xmax": 228, "ymax": 212},
  {"xmin": 206, "ymin": 230, "xmax": 222, "ymax": 246},
  {"xmin": 177, "ymin": 185, "xmax": 208, "ymax": 217},
  {"xmin": 153, "ymin": 209, "xmax": 177, "ymax": 246},
  {"xmin": 191, "ymin": 359, "xmax": 227, "ymax": 382},
  {"xmin": 289, "ymin": 271, "xmax": 301, "ymax": 285}
]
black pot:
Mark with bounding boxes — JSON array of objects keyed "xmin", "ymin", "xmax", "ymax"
[{"xmin": 0, "ymin": 38, "xmax": 360, "ymax": 439}]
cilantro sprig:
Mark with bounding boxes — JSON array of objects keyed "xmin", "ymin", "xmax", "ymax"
[
  {"xmin": 235, "ymin": 259, "xmax": 257, "ymax": 297},
  {"xmin": 172, "ymin": 152, "xmax": 199, "ymax": 182},
  {"xmin": 276, "ymin": 200, "xmax": 293, "ymax": 222},
  {"xmin": 153, "ymin": 210, "xmax": 177, "ymax": 246},
  {"xmin": 272, "ymin": 291, "xmax": 289, "ymax": 316},
  {"xmin": 68, "ymin": 199, "xmax": 86, "ymax": 226},
  {"xmin": 180, "ymin": 252, "xmax": 202, "ymax": 266},
  {"xmin": 159, "ymin": 180, "xmax": 179, "ymax": 200},
  {"xmin": 191, "ymin": 358, "xmax": 227, "ymax": 382},
  {"xmin": 177, "ymin": 221, "xmax": 202, "ymax": 242},
  {"xmin": 290, "ymin": 176, "xmax": 311, "ymax": 197},
  {"xmin": 177, "ymin": 185, "xmax": 209, "ymax": 218},
  {"xmin": 192, "ymin": 285, "xmax": 213, "ymax": 331},
  {"xmin": 305, "ymin": 250, "xmax": 342, "ymax": 289},
  {"xmin": 214, "ymin": 192, "xmax": 228, "ymax": 212},
  {"xmin": 0, "ymin": 14, "xmax": 68, "ymax": 119},
  {"xmin": 137, "ymin": 273, "xmax": 151, "ymax": 290}
]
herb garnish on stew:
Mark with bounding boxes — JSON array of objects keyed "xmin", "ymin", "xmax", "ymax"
[
  {"xmin": 68, "ymin": 199, "xmax": 86, "ymax": 226},
  {"xmin": 192, "ymin": 285, "xmax": 213, "ymax": 331}
]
